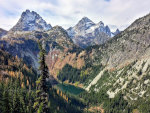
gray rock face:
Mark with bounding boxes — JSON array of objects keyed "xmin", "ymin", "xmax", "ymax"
[
  {"xmin": 91, "ymin": 13, "xmax": 150, "ymax": 69},
  {"xmin": 67, "ymin": 17, "xmax": 118, "ymax": 48},
  {"xmin": 10, "ymin": 10, "xmax": 52, "ymax": 31},
  {"xmin": 84, "ymin": 13, "xmax": 150, "ymax": 102}
]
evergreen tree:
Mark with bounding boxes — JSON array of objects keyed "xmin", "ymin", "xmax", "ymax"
[
  {"xmin": 34, "ymin": 42, "xmax": 50, "ymax": 113},
  {"xmin": 1, "ymin": 84, "xmax": 11, "ymax": 113},
  {"xmin": 12, "ymin": 80, "xmax": 21, "ymax": 113},
  {"xmin": 26, "ymin": 90, "xmax": 34, "ymax": 113},
  {"xmin": 0, "ymin": 82, "xmax": 4, "ymax": 113}
]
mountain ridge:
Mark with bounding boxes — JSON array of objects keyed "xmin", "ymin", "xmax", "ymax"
[
  {"xmin": 10, "ymin": 9, "xmax": 52, "ymax": 32},
  {"xmin": 67, "ymin": 16, "xmax": 120, "ymax": 48},
  {"xmin": 1, "ymin": 9, "xmax": 150, "ymax": 113}
]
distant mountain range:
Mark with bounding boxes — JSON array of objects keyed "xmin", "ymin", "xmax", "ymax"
[
  {"xmin": 0, "ymin": 9, "xmax": 120, "ymax": 80},
  {"xmin": 1, "ymin": 9, "xmax": 120, "ymax": 48},
  {"xmin": 67, "ymin": 17, "xmax": 120, "ymax": 48}
]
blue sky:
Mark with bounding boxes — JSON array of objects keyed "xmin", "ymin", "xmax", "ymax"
[{"xmin": 0, "ymin": 0, "xmax": 150, "ymax": 31}]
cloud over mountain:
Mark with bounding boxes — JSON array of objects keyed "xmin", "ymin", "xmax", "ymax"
[{"xmin": 0, "ymin": 0, "xmax": 150, "ymax": 31}]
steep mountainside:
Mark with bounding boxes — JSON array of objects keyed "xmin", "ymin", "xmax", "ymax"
[
  {"xmin": 0, "ymin": 26, "xmax": 76, "ymax": 71},
  {"xmin": 0, "ymin": 49, "xmax": 37, "ymax": 85},
  {"xmin": 46, "ymin": 13, "xmax": 150, "ymax": 113},
  {"xmin": 54, "ymin": 13, "xmax": 150, "ymax": 112},
  {"xmin": 10, "ymin": 10, "xmax": 52, "ymax": 31},
  {"xmin": 67, "ymin": 17, "xmax": 120, "ymax": 48},
  {"xmin": 0, "ymin": 10, "xmax": 85, "ymax": 82},
  {"xmin": 77, "ymin": 13, "xmax": 150, "ymax": 112},
  {"xmin": 98, "ymin": 13, "xmax": 150, "ymax": 69},
  {"xmin": 0, "ymin": 31, "xmax": 40, "ymax": 69}
]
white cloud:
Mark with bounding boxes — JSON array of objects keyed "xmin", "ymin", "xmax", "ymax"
[{"xmin": 0, "ymin": 0, "xmax": 150, "ymax": 31}]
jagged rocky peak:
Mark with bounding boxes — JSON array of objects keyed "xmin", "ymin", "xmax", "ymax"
[
  {"xmin": 79, "ymin": 17, "xmax": 94, "ymax": 24},
  {"xmin": 75, "ymin": 17, "xmax": 95, "ymax": 30},
  {"xmin": 114, "ymin": 29, "xmax": 120, "ymax": 35},
  {"xmin": 67, "ymin": 17, "xmax": 113, "ymax": 37},
  {"xmin": 105, "ymin": 25, "xmax": 111, "ymax": 36},
  {"xmin": 93, "ymin": 21, "xmax": 111, "ymax": 37},
  {"xmin": 10, "ymin": 9, "xmax": 52, "ymax": 32},
  {"xmin": 97, "ymin": 21, "xmax": 104, "ymax": 27},
  {"xmin": 67, "ymin": 17, "xmax": 114, "ymax": 48},
  {"xmin": 111, "ymin": 28, "xmax": 120, "ymax": 37}
]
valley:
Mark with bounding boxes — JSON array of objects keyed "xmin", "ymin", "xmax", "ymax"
[{"xmin": 0, "ymin": 8, "xmax": 150, "ymax": 113}]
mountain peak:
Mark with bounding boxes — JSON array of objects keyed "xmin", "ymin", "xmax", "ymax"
[
  {"xmin": 10, "ymin": 9, "xmax": 52, "ymax": 32},
  {"xmin": 105, "ymin": 25, "xmax": 111, "ymax": 36},
  {"xmin": 98, "ymin": 21, "xmax": 104, "ymax": 26},
  {"xmin": 25, "ymin": 9, "xmax": 30, "ymax": 13},
  {"xmin": 52, "ymin": 25, "xmax": 67, "ymax": 33},
  {"xmin": 80, "ymin": 17, "xmax": 93, "ymax": 22},
  {"xmin": 115, "ymin": 28, "xmax": 120, "ymax": 32},
  {"xmin": 21, "ymin": 9, "xmax": 40, "ymax": 20},
  {"xmin": 74, "ymin": 17, "xmax": 95, "ymax": 32},
  {"xmin": 22, "ymin": 9, "xmax": 37, "ymax": 16},
  {"xmin": 78, "ymin": 17, "xmax": 95, "ymax": 25},
  {"xmin": 114, "ymin": 28, "xmax": 120, "ymax": 35}
]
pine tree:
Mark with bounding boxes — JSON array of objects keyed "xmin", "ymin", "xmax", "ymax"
[
  {"xmin": 27, "ymin": 89, "xmax": 34, "ymax": 113},
  {"xmin": 0, "ymin": 82, "xmax": 4, "ymax": 113},
  {"xmin": 34, "ymin": 42, "xmax": 51, "ymax": 113},
  {"xmin": 12, "ymin": 80, "xmax": 21, "ymax": 113},
  {"xmin": 1, "ymin": 83, "xmax": 11, "ymax": 113}
]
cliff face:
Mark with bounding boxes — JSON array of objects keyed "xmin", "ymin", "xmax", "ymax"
[
  {"xmin": 46, "ymin": 49, "xmax": 86, "ymax": 78},
  {"xmin": 10, "ymin": 9, "xmax": 51, "ymax": 32},
  {"xmin": 98, "ymin": 13, "xmax": 150, "ymax": 70}
]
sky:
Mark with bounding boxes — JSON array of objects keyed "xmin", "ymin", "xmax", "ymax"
[{"xmin": 0, "ymin": 0, "xmax": 150, "ymax": 31}]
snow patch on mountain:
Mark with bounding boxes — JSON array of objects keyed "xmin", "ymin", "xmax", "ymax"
[
  {"xmin": 67, "ymin": 17, "xmax": 120, "ymax": 38},
  {"xmin": 67, "ymin": 17, "xmax": 120, "ymax": 48},
  {"xmin": 10, "ymin": 10, "xmax": 52, "ymax": 31}
]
